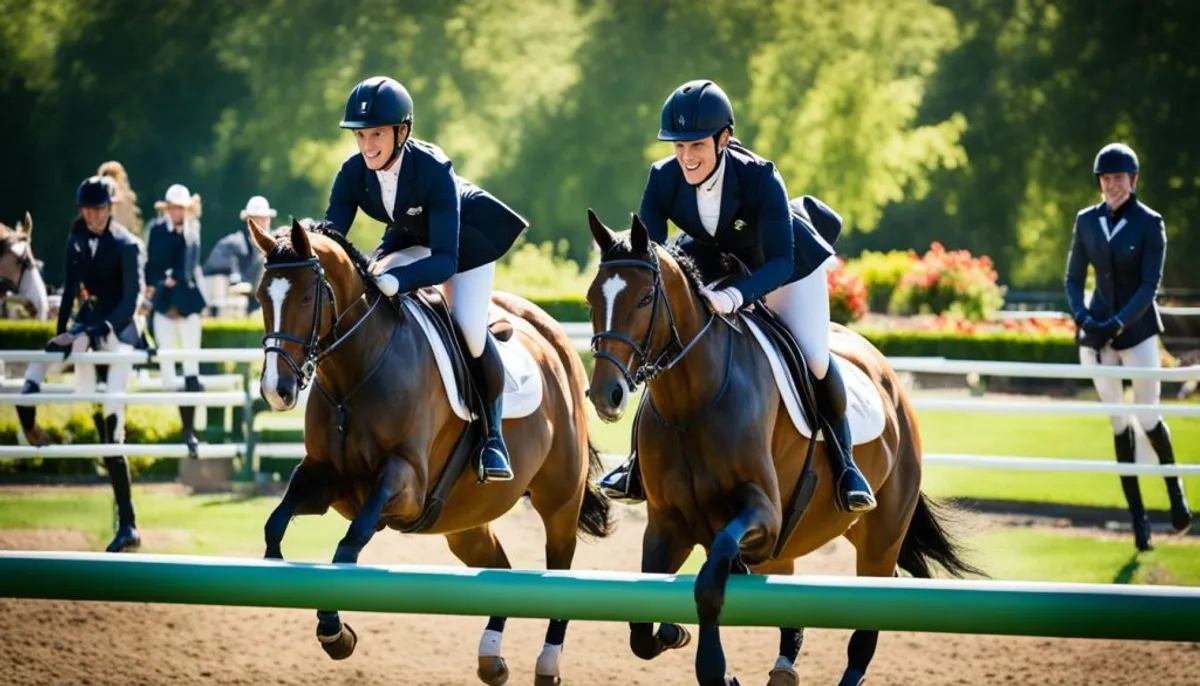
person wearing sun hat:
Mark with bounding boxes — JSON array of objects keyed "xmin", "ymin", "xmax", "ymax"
[
  {"xmin": 204, "ymin": 195, "xmax": 274, "ymax": 315},
  {"xmin": 145, "ymin": 183, "xmax": 208, "ymax": 457}
]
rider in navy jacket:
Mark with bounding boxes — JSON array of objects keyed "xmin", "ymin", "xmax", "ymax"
[
  {"xmin": 1065, "ymin": 142, "xmax": 1191, "ymax": 550},
  {"xmin": 322, "ymin": 76, "xmax": 528, "ymax": 482},
  {"xmin": 599, "ymin": 79, "xmax": 876, "ymax": 514}
]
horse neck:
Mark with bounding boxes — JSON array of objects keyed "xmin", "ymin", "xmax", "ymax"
[
  {"xmin": 312, "ymin": 257, "xmax": 395, "ymax": 399},
  {"xmin": 19, "ymin": 264, "xmax": 49, "ymax": 321},
  {"xmin": 644, "ymin": 266, "xmax": 731, "ymax": 425}
]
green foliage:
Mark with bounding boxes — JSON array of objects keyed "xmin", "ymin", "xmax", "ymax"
[
  {"xmin": 494, "ymin": 240, "xmax": 597, "ymax": 300},
  {"xmin": 844, "ymin": 249, "xmax": 917, "ymax": 312},
  {"xmin": 856, "ymin": 327, "xmax": 1076, "ymax": 363}
]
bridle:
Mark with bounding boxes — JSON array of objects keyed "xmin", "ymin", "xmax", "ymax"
[
  {"xmin": 0, "ymin": 239, "xmax": 32, "ymax": 296},
  {"xmin": 261, "ymin": 256, "xmax": 381, "ymax": 391},
  {"xmin": 590, "ymin": 246, "xmax": 719, "ymax": 389}
]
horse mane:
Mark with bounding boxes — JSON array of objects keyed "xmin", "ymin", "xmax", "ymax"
[
  {"xmin": 267, "ymin": 219, "xmax": 381, "ymax": 297},
  {"xmin": 601, "ymin": 232, "xmax": 735, "ymax": 295}
]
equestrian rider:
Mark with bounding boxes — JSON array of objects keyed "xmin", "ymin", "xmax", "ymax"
[
  {"xmin": 16, "ymin": 176, "xmax": 146, "ymax": 553},
  {"xmin": 598, "ymin": 79, "xmax": 877, "ymax": 514},
  {"xmin": 145, "ymin": 183, "xmax": 209, "ymax": 458},
  {"xmin": 324, "ymin": 76, "xmax": 529, "ymax": 482},
  {"xmin": 1066, "ymin": 142, "xmax": 1192, "ymax": 551}
]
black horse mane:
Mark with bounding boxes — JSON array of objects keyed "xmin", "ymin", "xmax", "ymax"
[
  {"xmin": 268, "ymin": 219, "xmax": 381, "ymax": 296},
  {"xmin": 601, "ymin": 232, "xmax": 737, "ymax": 295}
]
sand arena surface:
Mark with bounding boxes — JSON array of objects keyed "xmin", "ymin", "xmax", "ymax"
[{"xmin": 1, "ymin": 503, "xmax": 1198, "ymax": 685}]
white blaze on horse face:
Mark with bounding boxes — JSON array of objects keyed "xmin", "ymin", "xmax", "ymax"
[
  {"xmin": 601, "ymin": 274, "xmax": 627, "ymax": 332},
  {"xmin": 262, "ymin": 276, "xmax": 292, "ymax": 409}
]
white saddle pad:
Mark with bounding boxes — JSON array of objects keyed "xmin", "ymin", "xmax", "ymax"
[
  {"xmin": 742, "ymin": 317, "xmax": 886, "ymax": 445},
  {"xmin": 402, "ymin": 299, "xmax": 543, "ymax": 422}
]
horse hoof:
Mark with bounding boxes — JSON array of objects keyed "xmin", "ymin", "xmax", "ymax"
[
  {"xmin": 477, "ymin": 655, "xmax": 509, "ymax": 686},
  {"xmin": 766, "ymin": 665, "xmax": 799, "ymax": 686},
  {"xmin": 533, "ymin": 675, "xmax": 561, "ymax": 686},
  {"xmin": 658, "ymin": 623, "xmax": 691, "ymax": 650},
  {"xmin": 318, "ymin": 623, "xmax": 357, "ymax": 660}
]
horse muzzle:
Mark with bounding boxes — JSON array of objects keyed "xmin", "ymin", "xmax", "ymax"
[{"xmin": 588, "ymin": 376, "xmax": 631, "ymax": 423}]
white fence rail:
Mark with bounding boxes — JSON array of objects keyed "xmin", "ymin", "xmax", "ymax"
[{"xmin": 2, "ymin": 347, "xmax": 1200, "ymax": 479}]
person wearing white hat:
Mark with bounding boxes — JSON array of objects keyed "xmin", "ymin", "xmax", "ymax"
[
  {"xmin": 146, "ymin": 183, "xmax": 208, "ymax": 457},
  {"xmin": 204, "ymin": 196, "xmax": 273, "ymax": 316}
]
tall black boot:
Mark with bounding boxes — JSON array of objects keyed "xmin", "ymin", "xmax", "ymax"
[
  {"xmin": 179, "ymin": 375, "xmax": 203, "ymax": 459},
  {"xmin": 598, "ymin": 394, "xmax": 648, "ymax": 504},
  {"xmin": 1144, "ymin": 422, "xmax": 1192, "ymax": 534},
  {"xmin": 468, "ymin": 334, "xmax": 513, "ymax": 482},
  {"xmin": 1114, "ymin": 427, "xmax": 1152, "ymax": 551},
  {"xmin": 98, "ymin": 413, "xmax": 140, "ymax": 553},
  {"xmin": 814, "ymin": 357, "xmax": 876, "ymax": 513},
  {"xmin": 16, "ymin": 380, "xmax": 48, "ymax": 446}
]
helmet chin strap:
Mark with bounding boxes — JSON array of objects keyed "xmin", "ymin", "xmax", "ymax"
[
  {"xmin": 380, "ymin": 125, "xmax": 409, "ymax": 169},
  {"xmin": 687, "ymin": 144, "xmax": 726, "ymax": 188}
]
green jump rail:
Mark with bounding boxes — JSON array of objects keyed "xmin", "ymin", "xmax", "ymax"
[{"xmin": 1, "ymin": 552, "xmax": 1198, "ymax": 642}]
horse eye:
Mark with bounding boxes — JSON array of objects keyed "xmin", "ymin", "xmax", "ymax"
[
  {"xmin": 302, "ymin": 293, "xmax": 314, "ymax": 304},
  {"xmin": 638, "ymin": 293, "xmax": 653, "ymax": 307}
]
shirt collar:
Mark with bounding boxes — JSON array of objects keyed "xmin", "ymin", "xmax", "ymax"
[
  {"xmin": 699, "ymin": 153, "xmax": 726, "ymax": 195},
  {"xmin": 374, "ymin": 147, "xmax": 404, "ymax": 182}
]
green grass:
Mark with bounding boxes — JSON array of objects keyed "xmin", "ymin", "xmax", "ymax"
[
  {"xmin": 0, "ymin": 489, "xmax": 347, "ymax": 561},
  {"xmin": 584, "ymin": 392, "xmax": 1200, "ymax": 511}
]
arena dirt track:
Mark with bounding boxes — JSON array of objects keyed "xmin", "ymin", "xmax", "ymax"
[{"xmin": 2, "ymin": 503, "xmax": 1198, "ymax": 686}]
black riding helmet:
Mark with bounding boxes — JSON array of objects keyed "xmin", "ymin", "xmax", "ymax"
[
  {"xmin": 340, "ymin": 76, "xmax": 415, "ymax": 168},
  {"xmin": 1093, "ymin": 143, "xmax": 1139, "ymax": 177},
  {"xmin": 76, "ymin": 176, "xmax": 112, "ymax": 208},
  {"xmin": 658, "ymin": 80, "xmax": 735, "ymax": 142}
]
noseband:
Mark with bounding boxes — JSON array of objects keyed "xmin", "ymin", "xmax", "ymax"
[
  {"xmin": 590, "ymin": 248, "xmax": 717, "ymax": 389},
  {"xmin": 261, "ymin": 257, "xmax": 381, "ymax": 390}
]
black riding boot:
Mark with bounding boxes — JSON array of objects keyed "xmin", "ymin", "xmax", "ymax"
[
  {"xmin": 470, "ymin": 334, "xmax": 513, "ymax": 482},
  {"xmin": 178, "ymin": 375, "xmax": 203, "ymax": 459},
  {"xmin": 814, "ymin": 357, "xmax": 876, "ymax": 513},
  {"xmin": 1114, "ymin": 427, "xmax": 1152, "ymax": 551},
  {"xmin": 598, "ymin": 395, "xmax": 647, "ymax": 504},
  {"xmin": 1144, "ymin": 422, "xmax": 1192, "ymax": 534},
  {"xmin": 16, "ymin": 379, "xmax": 48, "ymax": 446},
  {"xmin": 95, "ymin": 412, "xmax": 140, "ymax": 553}
]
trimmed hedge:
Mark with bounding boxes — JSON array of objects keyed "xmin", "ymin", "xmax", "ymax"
[{"xmin": 0, "ymin": 315, "xmax": 1076, "ymax": 362}]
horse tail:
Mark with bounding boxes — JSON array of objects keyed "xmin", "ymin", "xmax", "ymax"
[
  {"xmin": 577, "ymin": 441, "xmax": 615, "ymax": 539},
  {"xmin": 898, "ymin": 492, "xmax": 985, "ymax": 579}
]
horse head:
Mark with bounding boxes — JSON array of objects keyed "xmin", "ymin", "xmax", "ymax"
[
  {"xmin": 0, "ymin": 212, "xmax": 34, "ymax": 296},
  {"xmin": 247, "ymin": 216, "xmax": 377, "ymax": 410},
  {"xmin": 585, "ymin": 209, "xmax": 706, "ymax": 422}
]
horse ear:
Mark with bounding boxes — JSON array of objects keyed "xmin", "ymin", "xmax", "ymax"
[
  {"xmin": 290, "ymin": 217, "xmax": 312, "ymax": 257},
  {"xmin": 588, "ymin": 208, "xmax": 614, "ymax": 253},
  {"xmin": 246, "ymin": 215, "xmax": 277, "ymax": 255},
  {"xmin": 630, "ymin": 213, "xmax": 649, "ymax": 254},
  {"xmin": 19, "ymin": 212, "xmax": 32, "ymax": 237}
]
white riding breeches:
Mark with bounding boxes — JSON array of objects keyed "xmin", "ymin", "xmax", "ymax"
[
  {"xmin": 375, "ymin": 246, "xmax": 496, "ymax": 358},
  {"xmin": 1078, "ymin": 335, "xmax": 1165, "ymax": 434},
  {"xmin": 153, "ymin": 311, "xmax": 202, "ymax": 385},
  {"xmin": 24, "ymin": 330, "xmax": 133, "ymax": 437},
  {"xmin": 764, "ymin": 255, "xmax": 837, "ymax": 380}
]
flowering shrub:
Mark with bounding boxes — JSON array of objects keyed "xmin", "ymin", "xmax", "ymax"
[
  {"xmin": 827, "ymin": 258, "xmax": 868, "ymax": 324},
  {"xmin": 898, "ymin": 314, "xmax": 1075, "ymax": 338},
  {"xmin": 888, "ymin": 242, "xmax": 1006, "ymax": 321},
  {"xmin": 844, "ymin": 249, "xmax": 918, "ymax": 313}
]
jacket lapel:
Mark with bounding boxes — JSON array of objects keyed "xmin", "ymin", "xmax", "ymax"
[
  {"xmin": 392, "ymin": 142, "xmax": 416, "ymax": 221},
  {"xmin": 672, "ymin": 178, "xmax": 704, "ymax": 239},
  {"xmin": 715, "ymin": 157, "xmax": 741, "ymax": 237},
  {"xmin": 362, "ymin": 167, "xmax": 386, "ymax": 222}
]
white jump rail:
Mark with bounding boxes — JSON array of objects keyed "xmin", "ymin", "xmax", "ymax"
[
  {"xmin": 0, "ymin": 349, "xmax": 262, "ymax": 365},
  {"xmin": 890, "ymin": 358, "xmax": 1200, "ymax": 382},
  {"xmin": 0, "ymin": 392, "xmax": 246, "ymax": 407},
  {"xmin": 243, "ymin": 444, "xmax": 1200, "ymax": 479},
  {"xmin": 0, "ymin": 444, "xmax": 240, "ymax": 460}
]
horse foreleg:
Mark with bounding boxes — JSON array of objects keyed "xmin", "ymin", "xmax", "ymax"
[
  {"xmin": 630, "ymin": 515, "xmax": 695, "ymax": 662},
  {"xmin": 444, "ymin": 525, "xmax": 514, "ymax": 686},
  {"xmin": 694, "ymin": 496, "xmax": 777, "ymax": 686},
  {"xmin": 315, "ymin": 455, "xmax": 411, "ymax": 661},
  {"xmin": 749, "ymin": 559, "xmax": 803, "ymax": 686},
  {"xmin": 264, "ymin": 458, "xmax": 335, "ymax": 560}
]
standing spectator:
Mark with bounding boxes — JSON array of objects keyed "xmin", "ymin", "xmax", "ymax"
[
  {"xmin": 1065, "ymin": 142, "xmax": 1193, "ymax": 551},
  {"xmin": 203, "ymin": 196, "xmax": 271, "ymax": 316},
  {"xmin": 15, "ymin": 176, "xmax": 145, "ymax": 553},
  {"xmin": 97, "ymin": 161, "xmax": 143, "ymax": 236},
  {"xmin": 146, "ymin": 183, "xmax": 208, "ymax": 457}
]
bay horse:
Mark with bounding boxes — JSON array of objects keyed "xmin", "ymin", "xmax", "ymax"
[
  {"xmin": 584, "ymin": 212, "xmax": 979, "ymax": 686},
  {"xmin": 247, "ymin": 218, "xmax": 613, "ymax": 686},
  {"xmin": 0, "ymin": 212, "xmax": 49, "ymax": 320}
]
